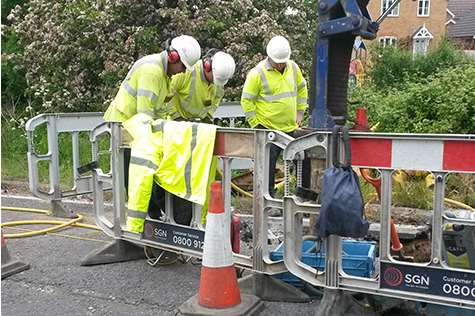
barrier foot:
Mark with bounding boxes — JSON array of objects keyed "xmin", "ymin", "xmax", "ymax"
[
  {"xmin": 179, "ymin": 293, "xmax": 264, "ymax": 316},
  {"xmin": 314, "ymin": 289, "xmax": 378, "ymax": 316},
  {"xmin": 51, "ymin": 200, "xmax": 76, "ymax": 218},
  {"xmin": 1, "ymin": 232, "xmax": 30, "ymax": 279},
  {"xmin": 238, "ymin": 273, "xmax": 311, "ymax": 302},
  {"xmin": 81, "ymin": 239, "xmax": 145, "ymax": 266},
  {"xmin": 1, "ymin": 259, "xmax": 30, "ymax": 279}
]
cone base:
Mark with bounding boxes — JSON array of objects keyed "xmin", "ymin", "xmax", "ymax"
[
  {"xmin": 199, "ymin": 265, "xmax": 240, "ymax": 308},
  {"xmin": 179, "ymin": 293, "xmax": 264, "ymax": 316}
]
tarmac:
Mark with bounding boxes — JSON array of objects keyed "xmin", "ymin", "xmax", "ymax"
[{"xmin": 1, "ymin": 194, "xmax": 322, "ymax": 316}]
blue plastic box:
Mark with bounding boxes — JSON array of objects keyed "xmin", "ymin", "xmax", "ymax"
[{"xmin": 270, "ymin": 239, "xmax": 376, "ymax": 287}]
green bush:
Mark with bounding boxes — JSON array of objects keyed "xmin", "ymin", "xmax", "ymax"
[
  {"xmin": 1, "ymin": 30, "xmax": 28, "ymax": 117},
  {"xmin": 349, "ymin": 41, "xmax": 475, "ymax": 134},
  {"xmin": 1, "ymin": 0, "xmax": 29, "ymax": 122},
  {"xmin": 350, "ymin": 64, "xmax": 475, "ymax": 133},
  {"xmin": 369, "ymin": 40, "xmax": 471, "ymax": 90}
]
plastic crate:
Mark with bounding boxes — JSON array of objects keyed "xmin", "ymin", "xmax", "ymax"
[{"xmin": 270, "ymin": 239, "xmax": 376, "ymax": 288}]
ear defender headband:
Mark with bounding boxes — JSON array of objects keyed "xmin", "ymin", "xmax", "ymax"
[
  {"xmin": 165, "ymin": 38, "xmax": 180, "ymax": 64},
  {"xmin": 203, "ymin": 48, "xmax": 219, "ymax": 73}
]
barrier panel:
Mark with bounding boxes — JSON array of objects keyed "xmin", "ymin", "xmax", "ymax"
[
  {"xmin": 89, "ymin": 121, "xmax": 293, "ymax": 275},
  {"xmin": 282, "ymin": 131, "xmax": 475, "ymax": 310},
  {"xmin": 26, "ymin": 112, "xmax": 106, "ymax": 217},
  {"xmin": 26, "ymin": 108, "xmax": 293, "ymax": 298}
]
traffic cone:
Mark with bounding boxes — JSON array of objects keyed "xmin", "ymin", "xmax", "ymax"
[
  {"xmin": 353, "ymin": 107, "xmax": 369, "ymax": 131},
  {"xmin": 1, "ymin": 231, "xmax": 30, "ymax": 279},
  {"xmin": 179, "ymin": 181, "xmax": 264, "ymax": 316}
]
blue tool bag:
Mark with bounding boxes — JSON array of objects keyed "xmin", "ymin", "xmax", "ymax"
[{"xmin": 316, "ymin": 126, "xmax": 369, "ymax": 238}]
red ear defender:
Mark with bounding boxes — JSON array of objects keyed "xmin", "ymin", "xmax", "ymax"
[
  {"xmin": 168, "ymin": 50, "xmax": 180, "ymax": 63},
  {"xmin": 203, "ymin": 58, "xmax": 212, "ymax": 73}
]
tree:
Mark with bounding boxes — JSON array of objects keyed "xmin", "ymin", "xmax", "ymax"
[{"xmin": 6, "ymin": 0, "xmax": 318, "ymax": 121}]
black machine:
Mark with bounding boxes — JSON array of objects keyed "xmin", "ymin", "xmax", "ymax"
[{"xmin": 310, "ymin": 0, "xmax": 401, "ymax": 128}]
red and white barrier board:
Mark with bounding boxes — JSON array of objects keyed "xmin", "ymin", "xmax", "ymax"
[{"xmin": 351, "ymin": 137, "xmax": 475, "ymax": 173}]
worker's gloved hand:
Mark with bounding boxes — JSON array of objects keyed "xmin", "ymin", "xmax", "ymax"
[
  {"xmin": 296, "ymin": 111, "xmax": 304, "ymax": 127},
  {"xmin": 247, "ymin": 116, "xmax": 258, "ymax": 128}
]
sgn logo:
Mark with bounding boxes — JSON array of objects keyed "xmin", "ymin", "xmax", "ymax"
[
  {"xmin": 383, "ymin": 267, "xmax": 403, "ymax": 287},
  {"xmin": 404, "ymin": 273, "xmax": 430, "ymax": 287}
]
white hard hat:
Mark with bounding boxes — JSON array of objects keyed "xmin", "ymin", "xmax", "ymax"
[
  {"xmin": 170, "ymin": 35, "xmax": 201, "ymax": 69},
  {"xmin": 211, "ymin": 52, "xmax": 236, "ymax": 86},
  {"xmin": 266, "ymin": 35, "xmax": 291, "ymax": 63}
]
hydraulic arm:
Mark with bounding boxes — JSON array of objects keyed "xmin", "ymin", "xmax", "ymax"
[{"xmin": 310, "ymin": 0, "xmax": 400, "ymax": 128}]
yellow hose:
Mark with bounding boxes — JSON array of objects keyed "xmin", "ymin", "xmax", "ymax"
[
  {"xmin": 4, "ymin": 226, "xmax": 107, "ymax": 243},
  {"xmin": 217, "ymin": 168, "xmax": 253, "ymax": 198},
  {"xmin": 1, "ymin": 206, "xmax": 100, "ymax": 239},
  {"xmin": 216, "ymin": 168, "xmax": 285, "ymax": 199},
  {"xmin": 444, "ymin": 198, "xmax": 475, "ymax": 212},
  {"xmin": 2, "ymin": 206, "xmax": 50, "ymax": 214}
]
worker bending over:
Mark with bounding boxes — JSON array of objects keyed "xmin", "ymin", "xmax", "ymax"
[
  {"xmin": 157, "ymin": 50, "xmax": 235, "ymax": 225},
  {"xmin": 241, "ymin": 35, "xmax": 309, "ymax": 196},
  {"xmin": 167, "ymin": 49, "xmax": 236, "ymax": 122},
  {"xmin": 102, "ymin": 34, "xmax": 201, "ymax": 217}
]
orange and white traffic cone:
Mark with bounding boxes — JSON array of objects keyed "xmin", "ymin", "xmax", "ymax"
[
  {"xmin": 179, "ymin": 181, "xmax": 263, "ymax": 316},
  {"xmin": 1, "ymin": 230, "xmax": 30, "ymax": 279},
  {"xmin": 352, "ymin": 107, "xmax": 369, "ymax": 131}
]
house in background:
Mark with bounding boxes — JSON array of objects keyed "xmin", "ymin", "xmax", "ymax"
[
  {"xmin": 367, "ymin": 0, "xmax": 448, "ymax": 55},
  {"xmin": 446, "ymin": 0, "xmax": 475, "ymax": 51}
]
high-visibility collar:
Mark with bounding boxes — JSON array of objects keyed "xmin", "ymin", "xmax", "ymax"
[
  {"xmin": 264, "ymin": 58, "xmax": 288, "ymax": 73},
  {"xmin": 257, "ymin": 59, "xmax": 297, "ymax": 102}
]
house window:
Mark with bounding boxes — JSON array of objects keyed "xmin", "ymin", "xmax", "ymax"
[
  {"xmin": 412, "ymin": 25, "xmax": 433, "ymax": 56},
  {"xmin": 418, "ymin": 0, "xmax": 430, "ymax": 16},
  {"xmin": 379, "ymin": 36, "xmax": 397, "ymax": 48},
  {"xmin": 381, "ymin": 0, "xmax": 400, "ymax": 17}
]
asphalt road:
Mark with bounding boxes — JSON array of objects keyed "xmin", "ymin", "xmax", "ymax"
[{"xmin": 1, "ymin": 194, "xmax": 322, "ymax": 316}]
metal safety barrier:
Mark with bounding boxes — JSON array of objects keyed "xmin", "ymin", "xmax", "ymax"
[
  {"xmin": 26, "ymin": 107, "xmax": 286, "ymax": 292},
  {"xmin": 26, "ymin": 111, "xmax": 475, "ymax": 309},
  {"xmin": 282, "ymin": 131, "xmax": 475, "ymax": 309},
  {"xmin": 90, "ymin": 120, "xmax": 292, "ymax": 276},
  {"xmin": 26, "ymin": 112, "xmax": 106, "ymax": 216}
]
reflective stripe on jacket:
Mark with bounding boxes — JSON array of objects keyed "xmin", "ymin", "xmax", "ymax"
[
  {"xmin": 123, "ymin": 114, "xmax": 217, "ymax": 232},
  {"xmin": 104, "ymin": 52, "xmax": 170, "ymax": 122},
  {"xmin": 240, "ymin": 58, "xmax": 308, "ymax": 132},
  {"xmin": 168, "ymin": 61, "xmax": 224, "ymax": 120}
]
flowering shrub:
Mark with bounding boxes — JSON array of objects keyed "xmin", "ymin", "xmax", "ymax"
[
  {"xmin": 349, "ymin": 64, "xmax": 475, "ymax": 134},
  {"xmin": 4, "ymin": 0, "xmax": 317, "ymax": 122}
]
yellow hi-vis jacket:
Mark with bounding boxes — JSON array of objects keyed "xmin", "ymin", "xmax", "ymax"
[
  {"xmin": 123, "ymin": 113, "xmax": 217, "ymax": 233},
  {"xmin": 240, "ymin": 58, "xmax": 308, "ymax": 132},
  {"xmin": 104, "ymin": 52, "xmax": 170, "ymax": 122},
  {"xmin": 167, "ymin": 61, "xmax": 224, "ymax": 120}
]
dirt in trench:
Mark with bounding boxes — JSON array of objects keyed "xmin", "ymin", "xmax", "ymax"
[{"xmin": 401, "ymin": 238, "xmax": 432, "ymax": 263}]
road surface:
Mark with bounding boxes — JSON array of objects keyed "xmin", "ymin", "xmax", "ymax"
[{"xmin": 1, "ymin": 194, "xmax": 322, "ymax": 315}]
